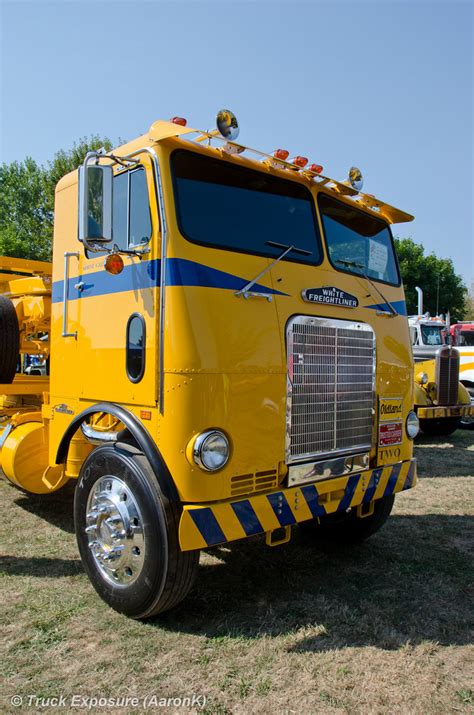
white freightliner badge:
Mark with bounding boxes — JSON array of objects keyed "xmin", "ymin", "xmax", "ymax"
[{"xmin": 301, "ymin": 286, "xmax": 358, "ymax": 308}]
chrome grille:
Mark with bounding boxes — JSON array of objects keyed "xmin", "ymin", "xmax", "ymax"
[
  {"xmin": 435, "ymin": 346, "xmax": 460, "ymax": 405},
  {"xmin": 286, "ymin": 316, "xmax": 375, "ymax": 462}
]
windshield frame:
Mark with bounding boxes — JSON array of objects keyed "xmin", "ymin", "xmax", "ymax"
[
  {"xmin": 170, "ymin": 148, "xmax": 323, "ymax": 267},
  {"xmin": 317, "ymin": 191, "xmax": 401, "ymax": 288}
]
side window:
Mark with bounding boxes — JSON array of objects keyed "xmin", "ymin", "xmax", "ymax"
[
  {"xmin": 112, "ymin": 167, "xmax": 152, "ymax": 250},
  {"xmin": 112, "ymin": 172, "xmax": 128, "ymax": 250},
  {"xmin": 126, "ymin": 314, "xmax": 146, "ymax": 383},
  {"xmin": 130, "ymin": 169, "xmax": 152, "ymax": 246}
]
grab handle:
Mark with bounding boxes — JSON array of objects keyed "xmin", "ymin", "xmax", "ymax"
[{"xmin": 62, "ymin": 252, "xmax": 80, "ymax": 338}]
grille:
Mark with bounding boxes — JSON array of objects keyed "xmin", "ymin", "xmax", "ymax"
[
  {"xmin": 230, "ymin": 469, "xmax": 278, "ymax": 497},
  {"xmin": 435, "ymin": 346, "xmax": 460, "ymax": 405},
  {"xmin": 287, "ymin": 316, "xmax": 375, "ymax": 462}
]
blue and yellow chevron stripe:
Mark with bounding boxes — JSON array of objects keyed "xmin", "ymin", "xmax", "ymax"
[{"xmin": 179, "ymin": 459, "xmax": 416, "ymax": 550}]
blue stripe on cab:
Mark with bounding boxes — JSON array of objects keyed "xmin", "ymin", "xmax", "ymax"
[
  {"xmin": 266, "ymin": 492, "xmax": 296, "ymax": 527},
  {"xmin": 51, "ymin": 259, "xmax": 161, "ymax": 303},
  {"xmin": 231, "ymin": 500, "xmax": 264, "ymax": 536},
  {"xmin": 51, "ymin": 257, "xmax": 288, "ymax": 303},
  {"xmin": 364, "ymin": 300, "xmax": 407, "ymax": 316},
  {"xmin": 166, "ymin": 258, "xmax": 287, "ymax": 295},
  {"xmin": 188, "ymin": 508, "xmax": 227, "ymax": 546}
]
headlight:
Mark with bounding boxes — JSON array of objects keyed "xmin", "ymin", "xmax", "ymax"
[
  {"xmin": 406, "ymin": 411, "xmax": 420, "ymax": 439},
  {"xmin": 416, "ymin": 371, "xmax": 429, "ymax": 385},
  {"xmin": 193, "ymin": 430, "xmax": 230, "ymax": 471}
]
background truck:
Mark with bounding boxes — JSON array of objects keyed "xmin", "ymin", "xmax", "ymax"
[
  {"xmin": 408, "ymin": 289, "xmax": 474, "ymax": 433},
  {"xmin": 450, "ymin": 322, "xmax": 474, "ymax": 428},
  {"xmin": 0, "ymin": 111, "xmax": 419, "ymax": 618}
]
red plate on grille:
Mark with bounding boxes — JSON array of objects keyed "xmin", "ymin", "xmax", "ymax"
[{"xmin": 379, "ymin": 422, "xmax": 402, "ymax": 446}]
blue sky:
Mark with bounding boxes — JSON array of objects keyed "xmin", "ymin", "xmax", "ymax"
[{"xmin": 1, "ymin": 0, "xmax": 473, "ymax": 285}]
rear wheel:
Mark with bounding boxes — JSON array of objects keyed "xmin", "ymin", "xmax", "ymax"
[
  {"xmin": 419, "ymin": 417, "xmax": 460, "ymax": 436},
  {"xmin": 74, "ymin": 442, "xmax": 199, "ymax": 618},
  {"xmin": 301, "ymin": 495, "xmax": 395, "ymax": 544},
  {"xmin": 0, "ymin": 296, "xmax": 20, "ymax": 384}
]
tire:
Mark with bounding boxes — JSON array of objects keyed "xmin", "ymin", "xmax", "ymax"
[
  {"xmin": 419, "ymin": 417, "xmax": 460, "ymax": 436},
  {"xmin": 74, "ymin": 442, "xmax": 199, "ymax": 618},
  {"xmin": 0, "ymin": 296, "xmax": 20, "ymax": 384},
  {"xmin": 301, "ymin": 494, "xmax": 395, "ymax": 544}
]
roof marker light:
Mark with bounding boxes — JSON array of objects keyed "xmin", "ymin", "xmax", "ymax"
[
  {"xmin": 171, "ymin": 116, "xmax": 187, "ymax": 126},
  {"xmin": 274, "ymin": 149, "xmax": 289, "ymax": 161},
  {"xmin": 309, "ymin": 163, "xmax": 323, "ymax": 174},
  {"xmin": 292, "ymin": 156, "xmax": 308, "ymax": 168}
]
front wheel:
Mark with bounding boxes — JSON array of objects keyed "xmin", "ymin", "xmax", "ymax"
[
  {"xmin": 419, "ymin": 417, "xmax": 460, "ymax": 436},
  {"xmin": 301, "ymin": 495, "xmax": 395, "ymax": 544},
  {"xmin": 74, "ymin": 442, "xmax": 199, "ymax": 618}
]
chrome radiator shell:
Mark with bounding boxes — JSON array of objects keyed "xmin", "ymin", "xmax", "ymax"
[
  {"xmin": 286, "ymin": 316, "xmax": 376, "ymax": 464},
  {"xmin": 435, "ymin": 346, "xmax": 460, "ymax": 405}
]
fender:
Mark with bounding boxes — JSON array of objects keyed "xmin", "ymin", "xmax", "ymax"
[{"xmin": 55, "ymin": 402, "xmax": 179, "ymax": 502}]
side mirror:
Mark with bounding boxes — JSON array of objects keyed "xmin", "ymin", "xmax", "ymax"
[{"xmin": 78, "ymin": 162, "xmax": 113, "ymax": 244}]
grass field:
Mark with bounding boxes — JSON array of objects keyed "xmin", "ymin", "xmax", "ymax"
[{"xmin": 1, "ymin": 431, "xmax": 473, "ymax": 714}]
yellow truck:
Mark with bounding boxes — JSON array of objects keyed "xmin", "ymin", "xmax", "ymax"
[
  {"xmin": 409, "ymin": 303, "xmax": 474, "ymax": 435},
  {"xmin": 0, "ymin": 111, "xmax": 419, "ymax": 618}
]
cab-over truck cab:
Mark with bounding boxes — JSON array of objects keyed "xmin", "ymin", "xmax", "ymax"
[{"xmin": 0, "ymin": 111, "xmax": 419, "ymax": 617}]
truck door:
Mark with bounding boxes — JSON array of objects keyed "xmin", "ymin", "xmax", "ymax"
[{"xmin": 75, "ymin": 155, "xmax": 159, "ymax": 407}]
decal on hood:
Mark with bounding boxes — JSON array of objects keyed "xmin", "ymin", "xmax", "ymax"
[{"xmin": 301, "ymin": 286, "xmax": 358, "ymax": 308}]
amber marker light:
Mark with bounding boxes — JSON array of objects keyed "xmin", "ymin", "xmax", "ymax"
[
  {"xmin": 171, "ymin": 116, "xmax": 187, "ymax": 126},
  {"xmin": 105, "ymin": 254, "xmax": 124, "ymax": 275},
  {"xmin": 309, "ymin": 163, "xmax": 323, "ymax": 174},
  {"xmin": 292, "ymin": 156, "xmax": 308, "ymax": 168},
  {"xmin": 274, "ymin": 149, "xmax": 289, "ymax": 161}
]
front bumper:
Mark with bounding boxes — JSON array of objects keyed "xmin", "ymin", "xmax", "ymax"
[
  {"xmin": 417, "ymin": 404, "xmax": 474, "ymax": 420},
  {"xmin": 178, "ymin": 458, "xmax": 416, "ymax": 551}
]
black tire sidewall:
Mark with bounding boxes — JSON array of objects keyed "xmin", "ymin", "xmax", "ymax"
[
  {"xmin": 74, "ymin": 443, "xmax": 169, "ymax": 618},
  {"xmin": 303, "ymin": 494, "xmax": 395, "ymax": 544},
  {"xmin": 0, "ymin": 296, "xmax": 20, "ymax": 384}
]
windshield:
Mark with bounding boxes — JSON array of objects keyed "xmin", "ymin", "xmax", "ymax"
[
  {"xmin": 459, "ymin": 330, "xmax": 474, "ymax": 346},
  {"xmin": 318, "ymin": 193, "xmax": 400, "ymax": 285},
  {"xmin": 420, "ymin": 324, "xmax": 444, "ymax": 346},
  {"xmin": 171, "ymin": 150, "xmax": 322, "ymax": 265}
]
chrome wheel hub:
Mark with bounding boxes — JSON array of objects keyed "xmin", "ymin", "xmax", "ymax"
[{"xmin": 85, "ymin": 476, "xmax": 145, "ymax": 586}]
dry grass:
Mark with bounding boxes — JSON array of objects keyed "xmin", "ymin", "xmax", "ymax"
[{"xmin": 1, "ymin": 431, "xmax": 473, "ymax": 714}]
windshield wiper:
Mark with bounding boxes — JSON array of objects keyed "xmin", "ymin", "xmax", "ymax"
[
  {"xmin": 235, "ymin": 241, "xmax": 311, "ymax": 300},
  {"xmin": 336, "ymin": 259, "xmax": 398, "ymax": 317}
]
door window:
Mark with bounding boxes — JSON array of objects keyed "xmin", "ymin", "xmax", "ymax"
[
  {"xmin": 126, "ymin": 314, "xmax": 146, "ymax": 382},
  {"xmin": 113, "ymin": 167, "xmax": 152, "ymax": 250}
]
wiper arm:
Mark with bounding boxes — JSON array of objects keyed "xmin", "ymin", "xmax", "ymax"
[
  {"xmin": 336, "ymin": 259, "xmax": 398, "ymax": 317},
  {"xmin": 235, "ymin": 242, "xmax": 311, "ymax": 300}
]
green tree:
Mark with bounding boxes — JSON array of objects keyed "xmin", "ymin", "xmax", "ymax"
[
  {"xmin": 0, "ymin": 135, "xmax": 116, "ymax": 261},
  {"xmin": 464, "ymin": 282, "xmax": 474, "ymax": 321},
  {"xmin": 0, "ymin": 158, "xmax": 51, "ymax": 260},
  {"xmin": 394, "ymin": 237, "xmax": 467, "ymax": 321}
]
